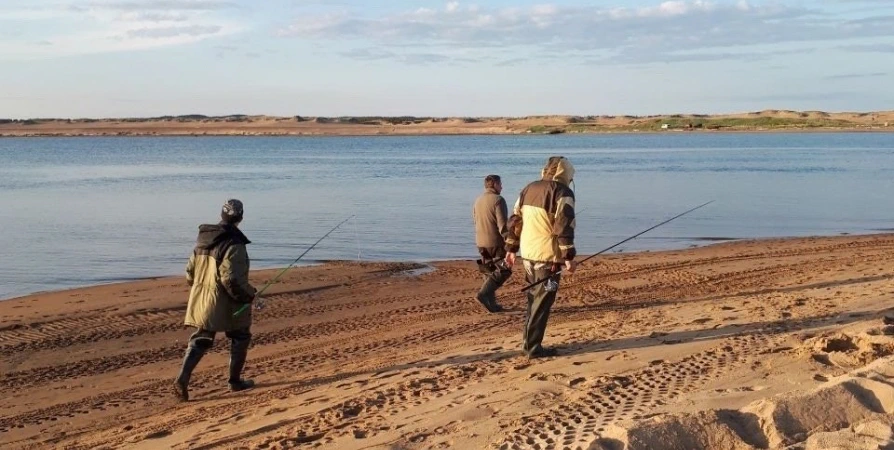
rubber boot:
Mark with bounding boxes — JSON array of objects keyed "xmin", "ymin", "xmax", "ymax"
[
  {"xmin": 174, "ymin": 345, "xmax": 207, "ymax": 402},
  {"xmin": 476, "ymin": 277, "xmax": 501, "ymax": 312},
  {"xmin": 228, "ymin": 335, "xmax": 254, "ymax": 392},
  {"xmin": 488, "ymin": 267, "xmax": 511, "ymax": 312},
  {"xmin": 477, "ymin": 267, "xmax": 511, "ymax": 312}
]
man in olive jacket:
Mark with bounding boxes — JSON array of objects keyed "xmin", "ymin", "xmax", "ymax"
[
  {"xmin": 174, "ymin": 199, "xmax": 258, "ymax": 402},
  {"xmin": 472, "ymin": 174, "xmax": 511, "ymax": 312}
]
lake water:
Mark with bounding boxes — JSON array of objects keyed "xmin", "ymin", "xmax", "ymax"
[{"xmin": 2, "ymin": 133, "xmax": 893, "ymax": 300}]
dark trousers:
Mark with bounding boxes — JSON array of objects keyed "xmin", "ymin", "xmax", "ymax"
[
  {"xmin": 179, "ymin": 327, "xmax": 252, "ymax": 385},
  {"xmin": 522, "ymin": 261, "xmax": 561, "ymax": 353},
  {"xmin": 477, "ymin": 247, "xmax": 512, "ymax": 302},
  {"xmin": 188, "ymin": 327, "xmax": 252, "ymax": 352},
  {"xmin": 477, "ymin": 246, "xmax": 507, "ymax": 268}
]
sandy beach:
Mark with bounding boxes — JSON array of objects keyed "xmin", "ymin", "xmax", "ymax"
[{"xmin": 3, "ymin": 234, "xmax": 894, "ymax": 449}]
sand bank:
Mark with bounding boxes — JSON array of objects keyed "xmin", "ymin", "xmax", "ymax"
[{"xmin": 3, "ymin": 234, "xmax": 894, "ymax": 449}]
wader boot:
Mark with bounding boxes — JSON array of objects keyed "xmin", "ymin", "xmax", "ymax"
[
  {"xmin": 522, "ymin": 262, "xmax": 560, "ymax": 358},
  {"xmin": 174, "ymin": 340, "xmax": 210, "ymax": 402},
  {"xmin": 228, "ymin": 331, "xmax": 255, "ymax": 392},
  {"xmin": 476, "ymin": 266, "xmax": 511, "ymax": 313}
]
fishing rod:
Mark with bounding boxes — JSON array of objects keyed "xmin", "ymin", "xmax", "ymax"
[
  {"xmin": 519, "ymin": 201, "xmax": 714, "ymax": 292},
  {"xmin": 233, "ymin": 215, "xmax": 355, "ymax": 318}
]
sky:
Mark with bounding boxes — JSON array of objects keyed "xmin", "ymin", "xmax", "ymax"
[{"xmin": 0, "ymin": 0, "xmax": 893, "ymax": 118}]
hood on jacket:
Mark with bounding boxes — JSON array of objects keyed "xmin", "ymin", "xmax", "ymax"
[
  {"xmin": 196, "ymin": 223, "xmax": 250, "ymax": 250},
  {"xmin": 540, "ymin": 156, "xmax": 575, "ymax": 186}
]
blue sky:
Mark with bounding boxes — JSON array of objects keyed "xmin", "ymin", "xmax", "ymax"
[{"xmin": 1, "ymin": 0, "xmax": 893, "ymax": 118}]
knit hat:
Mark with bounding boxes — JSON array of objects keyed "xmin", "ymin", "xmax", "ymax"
[{"xmin": 221, "ymin": 199, "xmax": 244, "ymax": 223}]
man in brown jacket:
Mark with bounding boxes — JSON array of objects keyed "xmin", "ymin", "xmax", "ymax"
[
  {"xmin": 174, "ymin": 199, "xmax": 258, "ymax": 402},
  {"xmin": 505, "ymin": 157, "xmax": 576, "ymax": 358},
  {"xmin": 472, "ymin": 174, "xmax": 511, "ymax": 313}
]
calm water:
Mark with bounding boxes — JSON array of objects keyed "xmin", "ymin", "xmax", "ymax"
[{"xmin": 2, "ymin": 133, "xmax": 893, "ymax": 300}]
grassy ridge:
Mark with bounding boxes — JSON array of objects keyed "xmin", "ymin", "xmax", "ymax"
[{"xmin": 526, "ymin": 116, "xmax": 878, "ymax": 134}]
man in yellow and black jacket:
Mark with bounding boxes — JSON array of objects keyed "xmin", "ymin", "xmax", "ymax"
[{"xmin": 504, "ymin": 156, "xmax": 577, "ymax": 358}]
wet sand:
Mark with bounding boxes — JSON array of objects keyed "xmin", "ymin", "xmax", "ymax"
[{"xmin": 3, "ymin": 234, "xmax": 894, "ymax": 449}]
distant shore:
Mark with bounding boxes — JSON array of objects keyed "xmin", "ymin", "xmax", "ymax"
[{"xmin": 2, "ymin": 109, "xmax": 893, "ymax": 137}]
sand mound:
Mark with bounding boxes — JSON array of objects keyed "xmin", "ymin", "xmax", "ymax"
[
  {"xmin": 799, "ymin": 328, "xmax": 894, "ymax": 370},
  {"xmin": 593, "ymin": 411, "xmax": 765, "ymax": 450},
  {"xmin": 799, "ymin": 419, "xmax": 894, "ymax": 450},
  {"xmin": 590, "ymin": 356, "xmax": 894, "ymax": 450}
]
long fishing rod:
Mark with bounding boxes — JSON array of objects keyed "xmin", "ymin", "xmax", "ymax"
[
  {"xmin": 233, "ymin": 215, "xmax": 355, "ymax": 317},
  {"xmin": 519, "ymin": 201, "xmax": 714, "ymax": 292}
]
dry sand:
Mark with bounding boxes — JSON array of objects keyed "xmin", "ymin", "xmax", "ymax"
[
  {"xmin": 3, "ymin": 234, "xmax": 894, "ymax": 449},
  {"xmin": 2, "ymin": 110, "xmax": 894, "ymax": 137}
]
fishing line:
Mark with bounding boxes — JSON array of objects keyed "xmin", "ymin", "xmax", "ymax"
[{"xmin": 233, "ymin": 215, "xmax": 355, "ymax": 318}]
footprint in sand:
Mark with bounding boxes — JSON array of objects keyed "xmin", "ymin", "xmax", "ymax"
[
  {"xmin": 374, "ymin": 371, "xmax": 399, "ymax": 380},
  {"xmin": 143, "ymin": 430, "xmax": 172, "ymax": 440},
  {"xmin": 715, "ymin": 385, "xmax": 768, "ymax": 393},
  {"xmin": 606, "ymin": 352, "xmax": 624, "ymax": 361}
]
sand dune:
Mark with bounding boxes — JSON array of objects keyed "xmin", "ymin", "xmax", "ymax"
[
  {"xmin": 3, "ymin": 235, "xmax": 894, "ymax": 449},
  {"xmin": 1, "ymin": 110, "xmax": 893, "ymax": 136}
]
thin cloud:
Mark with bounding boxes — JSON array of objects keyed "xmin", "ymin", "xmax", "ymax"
[
  {"xmin": 115, "ymin": 12, "xmax": 193, "ymax": 23},
  {"xmin": 126, "ymin": 25, "xmax": 223, "ymax": 38},
  {"xmin": 823, "ymin": 71, "xmax": 888, "ymax": 80},
  {"xmin": 495, "ymin": 57, "xmax": 529, "ymax": 66},
  {"xmin": 599, "ymin": 47, "xmax": 817, "ymax": 64},
  {"xmin": 278, "ymin": 1, "xmax": 894, "ymax": 65},
  {"xmin": 0, "ymin": 0, "xmax": 244, "ymax": 59},
  {"xmin": 339, "ymin": 47, "xmax": 478, "ymax": 65},
  {"xmin": 68, "ymin": 1, "xmax": 237, "ymax": 12},
  {"xmin": 841, "ymin": 43, "xmax": 894, "ymax": 53},
  {"xmin": 339, "ymin": 47, "xmax": 395, "ymax": 61}
]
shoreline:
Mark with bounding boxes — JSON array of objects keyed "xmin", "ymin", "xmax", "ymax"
[
  {"xmin": 2, "ymin": 236, "xmax": 746, "ymax": 303},
  {"xmin": 0, "ymin": 232, "xmax": 883, "ymax": 303},
  {"xmin": 4, "ymin": 231, "xmax": 894, "ymax": 449}
]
